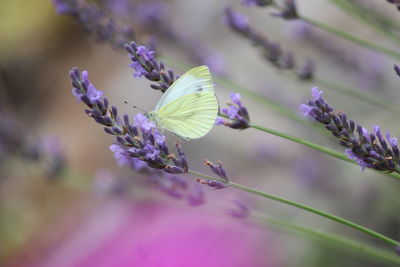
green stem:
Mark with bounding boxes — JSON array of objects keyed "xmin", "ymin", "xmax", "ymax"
[
  {"xmin": 247, "ymin": 121, "xmax": 400, "ymax": 181},
  {"xmin": 187, "ymin": 169, "xmax": 400, "ymax": 247},
  {"xmin": 328, "ymin": 0, "xmax": 400, "ymax": 45},
  {"xmin": 253, "ymin": 214, "xmax": 400, "ymax": 265},
  {"xmin": 300, "ymin": 15, "xmax": 400, "ymax": 61}
]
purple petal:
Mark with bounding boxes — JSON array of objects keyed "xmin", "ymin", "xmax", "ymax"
[{"xmin": 311, "ymin": 87, "xmax": 322, "ymax": 100}]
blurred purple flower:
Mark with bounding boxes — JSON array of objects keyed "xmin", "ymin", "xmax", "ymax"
[
  {"xmin": 225, "ymin": 7, "xmax": 313, "ymax": 80},
  {"xmin": 52, "ymin": 0, "xmax": 134, "ymax": 47},
  {"xmin": 227, "ymin": 199, "xmax": 250, "ymax": 219}
]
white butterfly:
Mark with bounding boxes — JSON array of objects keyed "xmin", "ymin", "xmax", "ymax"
[{"xmin": 148, "ymin": 66, "xmax": 219, "ymax": 140}]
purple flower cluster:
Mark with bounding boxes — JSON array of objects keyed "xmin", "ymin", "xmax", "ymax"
[
  {"xmin": 52, "ymin": 0, "xmax": 134, "ymax": 47},
  {"xmin": 197, "ymin": 160, "xmax": 229, "ymax": 190},
  {"xmin": 224, "ymin": 8, "xmax": 313, "ymax": 80},
  {"xmin": 70, "ymin": 67, "xmax": 188, "ymax": 174},
  {"xmin": 125, "ymin": 42, "xmax": 178, "ymax": 92},
  {"xmin": 216, "ymin": 92, "xmax": 250, "ymax": 130},
  {"xmin": 301, "ymin": 87, "xmax": 400, "ymax": 172}
]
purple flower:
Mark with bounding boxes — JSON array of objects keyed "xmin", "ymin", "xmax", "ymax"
[
  {"xmin": 345, "ymin": 149, "xmax": 370, "ymax": 171},
  {"xmin": 224, "ymin": 8, "xmax": 249, "ymax": 31},
  {"xmin": 311, "ymin": 87, "xmax": 322, "ymax": 100},
  {"xmin": 242, "ymin": 0, "xmax": 257, "ymax": 7},
  {"xmin": 302, "ymin": 86, "xmax": 400, "ymax": 173},
  {"xmin": 129, "ymin": 61, "xmax": 148, "ymax": 78},
  {"xmin": 215, "ymin": 117, "xmax": 225, "ymax": 126},
  {"xmin": 217, "ymin": 92, "xmax": 250, "ymax": 129},
  {"xmin": 300, "ymin": 104, "xmax": 314, "ymax": 116},
  {"xmin": 225, "ymin": 7, "xmax": 313, "ymax": 80},
  {"xmin": 223, "ymin": 106, "xmax": 239, "ymax": 120},
  {"xmin": 386, "ymin": 131, "xmax": 398, "ymax": 147},
  {"xmin": 110, "ymin": 144, "xmax": 130, "ymax": 166},
  {"xmin": 72, "ymin": 88, "xmax": 83, "ymax": 102},
  {"xmin": 134, "ymin": 113, "xmax": 155, "ymax": 133},
  {"xmin": 87, "ymin": 84, "xmax": 103, "ymax": 104},
  {"xmin": 186, "ymin": 183, "xmax": 205, "ymax": 206},
  {"xmin": 198, "ymin": 178, "xmax": 227, "ymax": 190},
  {"xmin": 125, "ymin": 42, "xmax": 178, "ymax": 92},
  {"xmin": 136, "ymin": 46, "xmax": 155, "ymax": 60},
  {"xmin": 230, "ymin": 92, "xmax": 242, "ymax": 107},
  {"xmin": 71, "ymin": 67, "xmax": 188, "ymax": 175},
  {"xmin": 227, "ymin": 199, "xmax": 250, "ymax": 219},
  {"xmin": 52, "ymin": 0, "xmax": 70, "ymax": 14},
  {"xmin": 52, "ymin": 0, "xmax": 134, "ymax": 48},
  {"xmin": 143, "ymin": 142, "xmax": 160, "ymax": 160},
  {"xmin": 205, "ymin": 160, "xmax": 228, "ymax": 180}
]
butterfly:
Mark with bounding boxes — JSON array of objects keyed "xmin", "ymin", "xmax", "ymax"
[{"xmin": 148, "ymin": 65, "xmax": 219, "ymax": 140}]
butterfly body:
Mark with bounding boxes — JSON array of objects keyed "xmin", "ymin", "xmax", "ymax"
[{"xmin": 149, "ymin": 66, "xmax": 218, "ymax": 140}]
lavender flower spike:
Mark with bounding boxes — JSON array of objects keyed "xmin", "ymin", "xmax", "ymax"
[
  {"xmin": 216, "ymin": 92, "xmax": 250, "ymax": 130},
  {"xmin": 124, "ymin": 41, "xmax": 178, "ymax": 92},
  {"xmin": 302, "ymin": 87, "xmax": 400, "ymax": 173},
  {"xmin": 52, "ymin": 0, "xmax": 134, "ymax": 47},
  {"xmin": 224, "ymin": 7, "xmax": 312, "ymax": 80},
  {"xmin": 70, "ymin": 67, "xmax": 188, "ymax": 174}
]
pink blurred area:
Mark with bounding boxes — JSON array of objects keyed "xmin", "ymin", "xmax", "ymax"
[{"xmin": 6, "ymin": 198, "xmax": 280, "ymax": 267}]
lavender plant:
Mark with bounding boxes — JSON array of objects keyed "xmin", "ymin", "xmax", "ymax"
[
  {"xmin": 301, "ymin": 87, "xmax": 400, "ymax": 173},
  {"xmin": 52, "ymin": 0, "xmax": 134, "ymax": 47},
  {"xmin": 226, "ymin": 6, "xmax": 400, "ymax": 114},
  {"xmin": 124, "ymin": 42, "xmax": 177, "ymax": 92},
  {"xmin": 51, "ymin": 0, "xmax": 400, "ymax": 261},
  {"xmin": 224, "ymin": 7, "xmax": 313, "ymax": 80},
  {"xmin": 216, "ymin": 92, "xmax": 250, "ymax": 129},
  {"xmin": 0, "ymin": 112, "xmax": 65, "ymax": 179}
]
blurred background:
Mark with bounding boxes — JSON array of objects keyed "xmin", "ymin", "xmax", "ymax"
[{"xmin": 1, "ymin": 0, "xmax": 399, "ymax": 266}]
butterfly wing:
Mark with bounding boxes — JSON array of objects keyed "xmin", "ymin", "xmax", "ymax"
[
  {"xmin": 156, "ymin": 92, "xmax": 218, "ymax": 140},
  {"xmin": 155, "ymin": 65, "xmax": 214, "ymax": 111}
]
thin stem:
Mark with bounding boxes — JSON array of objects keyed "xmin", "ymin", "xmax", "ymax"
[
  {"xmin": 247, "ymin": 121, "xmax": 400, "ymax": 181},
  {"xmin": 300, "ymin": 15, "xmax": 400, "ymax": 61},
  {"xmin": 328, "ymin": 0, "xmax": 400, "ymax": 45},
  {"xmin": 329, "ymin": 0, "xmax": 400, "ymax": 33},
  {"xmin": 187, "ymin": 169, "xmax": 400, "ymax": 247},
  {"xmin": 253, "ymin": 213, "xmax": 400, "ymax": 266}
]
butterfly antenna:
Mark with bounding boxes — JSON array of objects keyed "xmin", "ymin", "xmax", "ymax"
[{"xmin": 124, "ymin": 101, "xmax": 147, "ymax": 114}]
